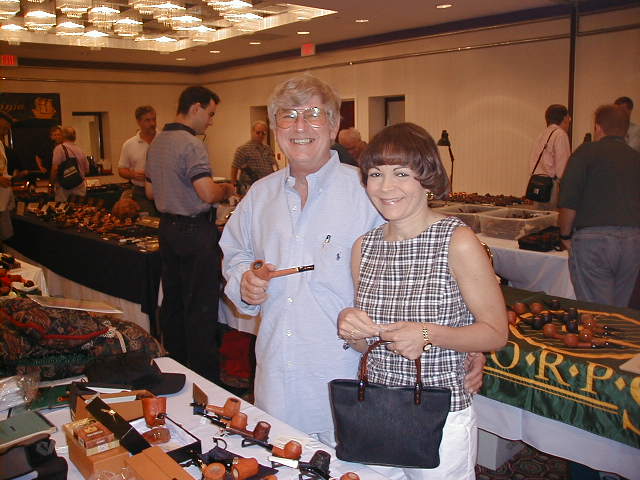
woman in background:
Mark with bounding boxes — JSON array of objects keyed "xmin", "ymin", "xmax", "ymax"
[
  {"xmin": 51, "ymin": 126, "xmax": 89, "ymax": 201},
  {"xmin": 338, "ymin": 122, "xmax": 507, "ymax": 479}
]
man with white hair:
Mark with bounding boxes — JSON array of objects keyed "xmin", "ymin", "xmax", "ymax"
[
  {"xmin": 230, "ymin": 120, "xmax": 277, "ymax": 194},
  {"xmin": 337, "ymin": 127, "xmax": 368, "ymax": 161}
]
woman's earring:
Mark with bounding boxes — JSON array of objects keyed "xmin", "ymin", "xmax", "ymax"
[{"xmin": 425, "ymin": 191, "xmax": 435, "ymax": 201}]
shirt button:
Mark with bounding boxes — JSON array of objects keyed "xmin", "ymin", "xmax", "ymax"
[
  {"xmin": 287, "ymin": 361, "xmax": 294, "ymax": 367},
  {"xmin": 291, "ymin": 206, "xmax": 297, "ymax": 211},
  {"xmin": 287, "ymin": 297, "xmax": 293, "ymax": 303},
  {"xmin": 286, "ymin": 329, "xmax": 293, "ymax": 337}
]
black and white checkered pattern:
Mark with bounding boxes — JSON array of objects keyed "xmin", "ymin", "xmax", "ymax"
[{"xmin": 356, "ymin": 216, "xmax": 474, "ymax": 411}]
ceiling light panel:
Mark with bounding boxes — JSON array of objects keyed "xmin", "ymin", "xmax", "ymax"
[{"xmin": 0, "ymin": 1, "xmax": 336, "ymax": 52}]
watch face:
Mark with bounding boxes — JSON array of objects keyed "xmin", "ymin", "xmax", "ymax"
[{"xmin": 423, "ymin": 343, "xmax": 432, "ymax": 352}]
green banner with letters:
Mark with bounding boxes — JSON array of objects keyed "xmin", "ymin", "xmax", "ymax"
[{"xmin": 482, "ymin": 287, "xmax": 640, "ymax": 449}]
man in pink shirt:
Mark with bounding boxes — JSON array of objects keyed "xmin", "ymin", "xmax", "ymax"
[{"xmin": 528, "ymin": 104, "xmax": 571, "ymax": 210}]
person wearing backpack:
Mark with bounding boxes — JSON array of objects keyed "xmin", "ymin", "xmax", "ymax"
[{"xmin": 50, "ymin": 126, "xmax": 89, "ymax": 201}]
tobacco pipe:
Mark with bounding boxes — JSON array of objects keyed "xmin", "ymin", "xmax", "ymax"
[
  {"xmin": 229, "ymin": 412, "xmax": 271, "ymax": 442},
  {"xmin": 543, "ymin": 323, "xmax": 563, "ymax": 340},
  {"xmin": 206, "ymin": 397, "xmax": 241, "ymax": 420},
  {"xmin": 563, "ymin": 333, "xmax": 625, "ymax": 349},
  {"xmin": 141, "ymin": 427, "xmax": 171, "ymax": 444},
  {"xmin": 202, "ymin": 457, "xmax": 259, "ymax": 480},
  {"xmin": 580, "ymin": 315, "xmax": 622, "ymax": 334},
  {"xmin": 194, "ymin": 406, "xmax": 302, "ymax": 460},
  {"xmin": 251, "ymin": 260, "xmax": 314, "ymax": 281},
  {"xmin": 231, "ymin": 457, "xmax": 260, "ymax": 480},
  {"xmin": 241, "ymin": 434, "xmax": 303, "ymax": 460},
  {"xmin": 202, "ymin": 462, "xmax": 225, "ymax": 480},
  {"xmin": 271, "ymin": 450, "xmax": 331, "ymax": 479}
]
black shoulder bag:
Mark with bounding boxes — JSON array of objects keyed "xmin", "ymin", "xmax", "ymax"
[
  {"xmin": 57, "ymin": 145, "xmax": 83, "ymax": 190},
  {"xmin": 329, "ymin": 340, "xmax": 451, "ymax": 468},
  {"xmin": 525, "ymin": 130, "xmax": 556, "ymax": 202}
]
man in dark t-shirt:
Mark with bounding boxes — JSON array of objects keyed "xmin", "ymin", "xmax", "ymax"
[{"xmin": 559, "ymin": 104, "xmax": 640, "ymax": 307}]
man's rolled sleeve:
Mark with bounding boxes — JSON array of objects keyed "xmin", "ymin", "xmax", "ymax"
[{"xmin": 220, "ymin": 199, "xmax": 260, "ymax": 316}]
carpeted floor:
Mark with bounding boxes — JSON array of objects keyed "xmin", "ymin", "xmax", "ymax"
[
  {"xmin": 475, "ymin": 445, "xmax": 569, "ymax": 480},
  {"xmin": 475, "ymin": 445, "xmax": 627, "ymax": 480}
]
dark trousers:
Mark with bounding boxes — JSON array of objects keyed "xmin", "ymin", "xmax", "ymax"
[{"xmin": 158, "ymin": 212, "xmax": 220, "ymax": 383}]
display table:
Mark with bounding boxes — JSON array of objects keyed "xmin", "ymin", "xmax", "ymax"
[
  {"xmin": 6, "ymin": 214, "xmax": 161, "ymax": 333},
  {"xmin": 43, "ymin": 357, "xmax": 388, "ymax": 480},
  {"xmin": 477, "ymin": 287, "xmax": 639, "ymax": 478},
  {"xmin": 479, "ymin": 234, "xmax": 575, "ymax": 299}
]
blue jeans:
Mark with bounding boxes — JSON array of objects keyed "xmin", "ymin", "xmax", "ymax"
[{"xmin": 569, "ymin": 226, "xmax": 640, "ymax": 307}]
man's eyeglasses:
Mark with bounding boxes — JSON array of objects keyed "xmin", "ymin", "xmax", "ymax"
[{"xmin": 276, "ymin": 107, "xmax": 328, "ymax": 129}]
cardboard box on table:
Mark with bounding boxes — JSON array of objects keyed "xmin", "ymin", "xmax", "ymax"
[
  {"xmin": 67, "ymin": 394, "xmax": 200, "ymax": 479},
  {"xmin": 71, "ymin": 388, "xmax": 152, "ymax": 422},
  {"xmin": 126, "ymin": 446, "xmax": 195, "ymax": 480}
]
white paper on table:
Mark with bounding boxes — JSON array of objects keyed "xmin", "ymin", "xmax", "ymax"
[
  {"xmin": 619, "ymin": 354, "xmax": 640, "ymax": 374},
  {"xmin": 27, "ymin": 295, "xmax": 123, "ymax": 313}
]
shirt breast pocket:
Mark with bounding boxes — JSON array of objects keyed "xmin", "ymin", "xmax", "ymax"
[{"xmin": 310, "ymin": 239, "xmax": 354, "ymax": 315}]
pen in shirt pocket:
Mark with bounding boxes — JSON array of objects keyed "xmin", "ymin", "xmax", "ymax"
[{"xmin": 322, "ymin": 234, "xmax": 331, "ymax": 248}]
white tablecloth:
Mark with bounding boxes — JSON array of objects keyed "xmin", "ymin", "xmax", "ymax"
[
  {"xmin": 478, "ymin": 234, "xmax": 576, "ymax": 299},
  {"xmin": 5, "ymin": 247, "xmax": 150, "ymax": 332},
  {"xmin": 44, "ymin": 357, "xmax": 388, "ymax": 480},
  {"xmin": 474, "ymin": 394, "xmax": 639, "ymax": 479}
]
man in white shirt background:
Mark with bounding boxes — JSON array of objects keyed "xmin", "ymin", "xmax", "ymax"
[
  {"xmin": 118, "ymin": 105, "xmax": 158, "ymax": 215},
  {"xmin": 614, "ymin": 96, "xmax": 640, "ymax": 153}
]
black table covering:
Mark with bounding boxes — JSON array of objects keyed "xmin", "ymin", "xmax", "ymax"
[{"xmin": 6, "ymin": 214, "xmax": 161, "ymax": 336}]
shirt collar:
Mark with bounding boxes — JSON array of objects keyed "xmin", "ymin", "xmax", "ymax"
[
  {"xmin": 284, "ymin": 150, "xmax": 340, "ymax": 192},
  {"xmin": 599, "ymin": 135, "xmax": 626, "ymax": 143},
  {"xmin": 163, "ymin": 122, "xmax": 196, "ymax": 136}
]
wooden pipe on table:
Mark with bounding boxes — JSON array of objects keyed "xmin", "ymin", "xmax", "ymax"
[
  {"xmin": 217, "ymin": 412, "xmax": 302, "ymax": 460},
  {"xmin": 543, "ymin": 323, "xmax": 564, "ymax": 340},
  {"xmin": 202, "ymin": 458, "xmax": 259, "ymax": 480},
  {"xmin": 251, "ymin": 260, "xmax": 314, "ymax": 281},
  {"xmin": 228, "ymin": 412, "xmax": 271, "ymax": 442},
  {"xmin": 205, "ymin": 397, "xmax": 241, "ymax": 421}
]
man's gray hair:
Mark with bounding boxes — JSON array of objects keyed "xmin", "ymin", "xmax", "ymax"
[{"xmin": 267, "ymin": 74, "xmax": 341, "ymax": 129}]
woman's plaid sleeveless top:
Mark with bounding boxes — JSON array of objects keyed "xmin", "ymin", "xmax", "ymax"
[{"xmin": 356, "ymin": 216, "xmax": 474, "ymax": 411}]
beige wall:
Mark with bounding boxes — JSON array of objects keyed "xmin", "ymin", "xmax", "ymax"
[
  {"xmin": 1, "ymin": 68, "xmax": 191, "ymax": 171},
  {"xmin": 2, "ymin": 7, "xmax": 639, "ymax": 195}
]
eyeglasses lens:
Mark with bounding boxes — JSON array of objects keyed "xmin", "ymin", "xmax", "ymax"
[{"xmin": 276, "ymin": 107, "xmax": 326, "ymax": 128}]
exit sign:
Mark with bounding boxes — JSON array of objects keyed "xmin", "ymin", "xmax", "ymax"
[
  {"xmin": 1, "ymin": 55, "xmax": 17, "ymax": 67},
  {"xmin": 301, "ymin": 43, "xmax": 315, "ymax": 56}
]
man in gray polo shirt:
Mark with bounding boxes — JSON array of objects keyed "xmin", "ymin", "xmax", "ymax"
[{"xmin": 145, "ymin": 86, "xmax": 235, "ymax": 382}]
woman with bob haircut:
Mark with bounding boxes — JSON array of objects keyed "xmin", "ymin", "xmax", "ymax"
[{"xmin": 338, "ymin": 122, "xmax": 507, "ymax": 479}]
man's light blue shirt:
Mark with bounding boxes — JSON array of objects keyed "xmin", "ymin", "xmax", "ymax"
[{"xmin": 220, "ymin": 152, "xmax": 382, "ymax": 434}]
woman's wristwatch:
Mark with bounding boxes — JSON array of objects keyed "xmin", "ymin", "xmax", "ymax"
[
  {"xmin": 422, "ymin": 325, "xmax": 432, "ymax": 351},
  {"xmin": 559, "ymin": 233, "xmax": 572, "ymax": 240}
]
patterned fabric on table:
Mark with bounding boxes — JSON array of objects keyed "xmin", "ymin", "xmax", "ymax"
[
  {"xmin": 356, "ymin": 216, "xmax": 474, "ymax": 411},
  {"xmin": 0, "ymin": 297, "xmax": 163, "ymax": 380}
]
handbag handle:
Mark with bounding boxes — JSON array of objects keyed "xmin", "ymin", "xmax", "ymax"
[
  {"xmin": 530, "ymin": 129, "xmax": 556, "ymax": 176},
  {"xmin": 61, "ymin": 144, "xmax": 70, "ymax": 160},
  {"xmin": 357, "ymin": 340, "xmax": 424, "ymax": 405}
]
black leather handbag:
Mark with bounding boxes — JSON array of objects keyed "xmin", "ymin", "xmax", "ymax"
[
  {"xmin": 525, "ymin": 130, "xmax": 556, "ymax": 202},
  {"xmin": 329, "ymin": 340, "xmax": 451, "ymax": 469},
  {"xmin": 525, "ymin": 174, "xmax": 554, "ymax": 202}
]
